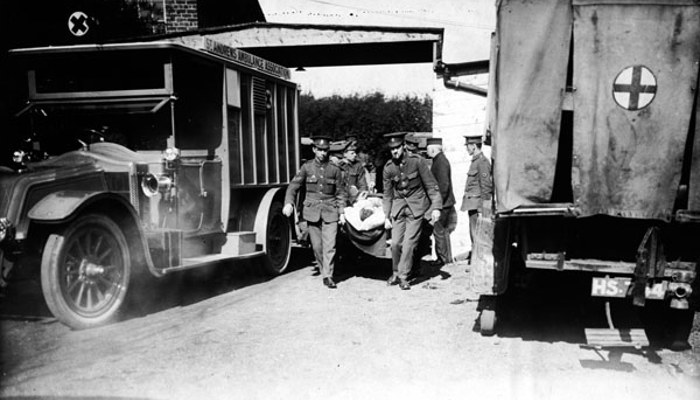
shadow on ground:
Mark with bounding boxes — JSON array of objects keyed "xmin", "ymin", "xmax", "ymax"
[
  {"xmin": 470, "ymin": 270, "xmax": 697, "ymax": 352},
  {"xmin": 0, "ymin": 247, "xmax": 317, "ymax": 326}
]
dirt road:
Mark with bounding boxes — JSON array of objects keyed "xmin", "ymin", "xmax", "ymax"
[{"xmin": 1, "ymin": 248, "xmax": 699, "ymax": 400}]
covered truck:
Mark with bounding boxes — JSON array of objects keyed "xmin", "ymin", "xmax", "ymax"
[{"xmin": 466, "ymin": 0, "xmax": 699, "ymax": 346}]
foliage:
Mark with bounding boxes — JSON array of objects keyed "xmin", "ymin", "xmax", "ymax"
[{"xmin": 299, "ymin": 92, "xmax": 432, "ymax": 167}]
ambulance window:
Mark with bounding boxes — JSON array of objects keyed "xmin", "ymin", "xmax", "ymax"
[{"xmin": 173, "ymin": 57, "xmax": 222, "ymax": 150}]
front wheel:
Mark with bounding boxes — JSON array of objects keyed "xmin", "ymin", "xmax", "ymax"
[
  {"xmin": 261, "ymin": 201, "xmax": 292, "ymax": 275},
  {"xmin": 41, "ymin": 214, "xmax": 131, "ymax": 329}
]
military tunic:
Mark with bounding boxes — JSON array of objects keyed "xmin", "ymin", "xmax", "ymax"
[
  {"xmin": 340, "ymin": 158, "xmax": 368, "ymax": 204},
  {"xmin": 430, "ymin": 151, "xmax": 457, "ymax": 265},
  {"xmin": 383, "ymin": 152, "xmax": 442, "ymax": 280},
  {"xmin": 285, "ymin": 159, "xmax": 346, "ymax": 279},
  {"xmin": 460, "ymin": 152, "xmax": 493, "ymax": 212},
  {"xmin": 460, "ymin": 152, "xmax": 493, "ymax": 252}
]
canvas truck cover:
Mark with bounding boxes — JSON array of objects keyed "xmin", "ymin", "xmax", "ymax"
[{"xmin": 492, "ymin": 0, "xmax": 700, "ymax": 221}]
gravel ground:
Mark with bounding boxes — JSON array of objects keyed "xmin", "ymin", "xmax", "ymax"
[{"xmin": 1, "ymin": 250, "xmax": 699, "ymax": 400}]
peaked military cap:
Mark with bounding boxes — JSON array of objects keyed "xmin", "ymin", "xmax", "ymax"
[
  {"xmin": 384, "ymin": 132, "xmax": 406, "ymax": 148},
  {"xmin": 464, "ymin": 135, "xmax": 483, "ymax": 145},
  {"xmin": 405, "ymin": 132, "xmax": 420, "ymax": 145},
  {"xmin": 329, "ymin": 140, "xmax": 348, "ymax": 154},
  {"xmin": 426, "ymin": 137, "xmax": 442, "ymax": 146},
  {"xmin": 312, "ymin": 135, "xmax": 332, "ymax": 150}
]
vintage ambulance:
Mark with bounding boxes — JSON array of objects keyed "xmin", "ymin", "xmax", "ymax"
[{"xmin": 0, "ymin": 39, "xmax": 299, "ymax": 329}]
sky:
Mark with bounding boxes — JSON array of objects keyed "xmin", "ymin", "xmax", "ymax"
[{"xmin": 257, "ymin": 0, "xmax": 495, "ymax": 97}]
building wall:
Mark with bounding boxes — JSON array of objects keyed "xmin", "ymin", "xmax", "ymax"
[
  {"xmin": 433, "ymin": 73, "xmax": 490, "ymax": 259},
  {"xmin": 165, "ymin": 0, "xmax": 199, "ymax": 33}
]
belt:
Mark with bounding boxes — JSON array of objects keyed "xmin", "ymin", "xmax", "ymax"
[{"xmin": 306, "ymin": 198, "xmax": 336, "ymax": 205}]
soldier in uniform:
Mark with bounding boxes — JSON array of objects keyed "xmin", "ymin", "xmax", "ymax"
[
  {"xmin": 426, "ymin": 137, "xmax": 457, "ymax": 266},
  {"xmin": 383, "ymin": 132, "xmax": 442, "ymax": 290},
  {"xmin": 328, "ymin": 140, "xmax": 345, "ymax": 167},
  {"xmin": 339, "ymin": 141, "xmax": 368, "ymax": 204},
  {"xmin": 402, "ymin": 132, "xmax": 432, "ymax": 278},
  {"xmin": 283, "ymin": 136, "xmax": 347, "ymax": 289},
  {"xmin": 460, "ymin": 135, "xmax": 493, "ymax": 264},
  {"xmin": 404, "ymin": 133, "xmax": 420, "ymax": 155},
  {"xmin": 345, "ymin": 133, "xmax": 359, "ymax": 148}
]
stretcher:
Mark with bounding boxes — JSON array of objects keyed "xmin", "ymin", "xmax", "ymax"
[{"xmin": 339, "ymin": 195, "xmax": 433, "ymax": 261}]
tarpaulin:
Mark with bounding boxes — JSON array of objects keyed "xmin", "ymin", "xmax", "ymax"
[
  {"xmin": 572, "ymin": 1, "xmax": 700, "ymax": 220},
  {"xmin": 493, "ymin": 0, "xmax": 572, "ymax": 212},
  {"xmin": 689, "ymin": 91, "xmax": 700, "ymax": 211}
]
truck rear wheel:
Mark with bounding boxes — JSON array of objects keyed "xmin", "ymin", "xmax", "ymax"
[
  {"xmin": 479, "ymin": 309, "xmax": 497, "ymax": 335},
  {"xmin": 262, "ymin": 201, "xmax": 292, "ymax": 275},
  {"xmin": 41, "ymin": 214, "xmax": 131, "ymax": 329},
  {"xmin": 641, "ymin": 302, "xmax": 694, "ymax": 349}
]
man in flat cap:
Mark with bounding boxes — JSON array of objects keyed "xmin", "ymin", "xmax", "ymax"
[
  {"xmin": 426, "ymin": 137, "xmax": 457, "ymax": 267},
  {"xmin": 284, "ymin": 135, "xmax": 347, "ymax": 289},
  {"xmin": 383, "ymin": 132, "xmax": 442, "ymax": 290},
  {"xmin": 460, "ymin": 135, "xmax": 493, "ymax": 264}
]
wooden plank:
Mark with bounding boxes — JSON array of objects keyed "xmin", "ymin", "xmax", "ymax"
[{"xmin": 584, "ymin": 328, "xmax": 649, "ymax": 348}]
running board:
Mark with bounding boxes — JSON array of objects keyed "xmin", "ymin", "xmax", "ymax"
[
  {"xmin": 526, "ymin": 256, "xmax": 636, "ymax": 274},
  {"xmin": 159, "ymin": 250, "xmax": 265, "ymax": 274},
  {"xmin": 584, "ymin": 328, "xmax": 649, "ymax": 349},
  {"xmin": 500, "ymin": 203, "xmax": 580, "ymax": 217}
]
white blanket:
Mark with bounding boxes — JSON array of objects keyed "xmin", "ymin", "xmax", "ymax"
[{"xmin": 343, "ymin": 198, "xmax": 385, "ymax": 231}]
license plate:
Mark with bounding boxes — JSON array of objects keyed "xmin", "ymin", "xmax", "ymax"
[{"xmin": 590, "ymin": 277, "xmax": 667, "ymax": 300}]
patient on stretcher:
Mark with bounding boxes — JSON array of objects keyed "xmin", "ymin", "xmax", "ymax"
[{"xmin": 343, "ymin": 197, "xmax": 385, "ymax": 231}]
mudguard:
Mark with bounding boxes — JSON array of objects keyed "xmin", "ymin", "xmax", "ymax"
[
  {"xmin": 27, "ymin": 190, "xmax": 159, "ymax": 276},
  {"xmin": 28, "ymin": 190, "xmax": 136, "ymax": 222}
]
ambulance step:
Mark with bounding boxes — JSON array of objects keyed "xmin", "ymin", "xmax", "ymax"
[
  {"xmin": 584, "ymin": 328, "xmax": 649, "ymax": 349},
  {"xmin": 160, "ymin": 251, "xmax": 265, "ymax": 274}
]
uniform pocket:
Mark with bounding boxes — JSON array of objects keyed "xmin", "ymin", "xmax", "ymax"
[
  {"xmin": 407, "ymin": 171, "xmax": 420, "ymax": 189},
  {"xmin": 322, "ymin": 178, "xmax": 336, "ymax": 194},
  {"xmin": 306, "ymin": 177, "xmax": 319, "ymax": 191}
]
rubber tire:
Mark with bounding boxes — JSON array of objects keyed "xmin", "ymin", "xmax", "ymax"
[
  {"xmin": 41, "ymin": 214, "xmax": 131, "ymax": 329},
  {"xmin": 641, "ymin": 302, "xmax": 694, "ymax": 349},
  {"xmin": 480, "ymin": 309, "xmax": 497, "ymax": 336},
  {"xmin": 261, "ymin": 201, "xmax": 292, "ymax": 275}
]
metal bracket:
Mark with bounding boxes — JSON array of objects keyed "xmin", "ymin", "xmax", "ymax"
[{"xmin": 632, "ymin": 227, "xmax": 664, "ymax": 306}]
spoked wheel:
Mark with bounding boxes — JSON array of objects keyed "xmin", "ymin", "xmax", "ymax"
[
  {"xmin": 41, "ymin": 214, "xmax": 131, "ymax": 329},
  {"xmin": 262, "ymin": 201, "xmax": 292, "ymax": 275}
]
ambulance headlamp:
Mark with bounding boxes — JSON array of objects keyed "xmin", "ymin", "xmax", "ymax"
[
  {"xmin": 163, "ymin": 147, "xmax": 180, "ymax": 162},
  {"xmin": 141, "ymin": 173, "xmax": 174, "ymax": 197}
]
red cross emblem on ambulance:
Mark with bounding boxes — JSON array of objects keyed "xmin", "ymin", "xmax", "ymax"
[
  {"xmin": 68, "ymin": 11, "xmax": 90, "ymax": 37},
  {"xmin": 612, "ymin": 65, "xmax": 657, "ymax": 111}
]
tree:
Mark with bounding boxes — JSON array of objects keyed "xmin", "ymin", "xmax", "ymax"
[{"xmin": 299, "ymin": 92, "xmax": 432, "ymax": 167}]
